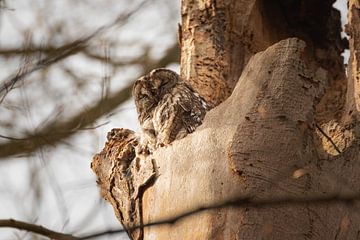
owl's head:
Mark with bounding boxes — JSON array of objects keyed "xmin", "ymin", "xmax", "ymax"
[
  {"xmin": 133, "ymin": 75, "xmax": 158, "ymax": 123},
  {"xmin": 132, "ymin": 69, "xmax": 181, "ymax": 123},
  {"xmin": 149, "ymin": 68, "xmax": 179, "ymax": 97}
]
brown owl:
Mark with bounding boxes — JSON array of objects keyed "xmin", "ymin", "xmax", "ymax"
[{"xmin": 133, "ymin": 68, "xmax": 208, "ymax": 151}]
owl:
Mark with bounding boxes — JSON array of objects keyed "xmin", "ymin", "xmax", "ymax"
[{"xmin": 133, "ymin": 68, "xmax": 208, "ymax": 151}]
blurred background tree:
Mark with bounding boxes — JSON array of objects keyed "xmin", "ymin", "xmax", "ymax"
[{"xmin": 0, "ymin": 0, "xmax": 180, "ymax": 239}]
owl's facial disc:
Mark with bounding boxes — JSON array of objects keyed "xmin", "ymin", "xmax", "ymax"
[{"xmin": 149, "ymin": 68, "xmax": 179, "ymax": 96}]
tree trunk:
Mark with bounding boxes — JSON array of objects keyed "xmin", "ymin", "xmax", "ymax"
[
  {"xmin": 92, "ymin": 0, "xmax": 360, "ymax": 239},
  {"xmin": 143, "ymin": 0, "xmax": 360, "ymax": 239}
]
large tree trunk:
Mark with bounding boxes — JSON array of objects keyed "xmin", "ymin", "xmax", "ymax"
[
  {"xmin": 143, "ymin": 0, "xmax": 360, "ymax": 239},
  {"xmin": 92, "ymin": 0, "xmax": 360, "ymax": 239}
]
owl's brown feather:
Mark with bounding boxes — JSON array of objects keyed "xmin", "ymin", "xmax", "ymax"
[{"xmin": 133, "ymin": 68, "xmax": 208, "ymax": 150}]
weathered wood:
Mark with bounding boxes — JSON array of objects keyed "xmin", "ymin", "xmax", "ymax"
[
  {"xmin": 179, "ymin": 0, "xmax": 346, "ymax": 107},
  {"xmin": 345, "ymin": 0, "xmax": 360, "ymax": 124},
  {"xmin": 91, "ymin": 129, "xmax": 156, "ymax": 240},
  {"xmin": 143, "ymin": 38, "xmax": 360, "ymax": 240}
]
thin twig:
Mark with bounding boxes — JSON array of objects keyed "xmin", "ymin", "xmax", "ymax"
[
  {"xmin": 0, "ymin": 219, "xmax": 79, "ymax": 240},
  {"xmin": 0, "ymin": 84, "xmax": 132, "ymax": 158},
  {"xmin": 0, "ymin": 134, "xmax": 29, "ymax": 140},
  {"xmin": 315, "ymin": 123, "xmax": 342, "ymax": 154},
  {"xmin": 79, "ymin": 191, "xmax": 360, "ymax": 239},
  {"xmin": 2, "ymin": 190, "xmax": 360, "ymax": 240}
]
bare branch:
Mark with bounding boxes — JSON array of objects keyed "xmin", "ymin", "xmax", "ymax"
[
  {"xmin": 79, "ymin": 191, "xmax": 360, "ymax": 239},
  {"xmin": 0, "ymin": 40, "xmax": 87, "ymax": 103},
  {"xmin": 3, "ymin": 188, "xmax": 360, "ymax": 239},
  {"xmin": 315, "ymin": 123, "xmax": 342, "ymax": 154},
  {"xmin": 82, "ymin": 48, "xmax": 151, "ymax": 67},
  {"xmin": 2, "ymin": 191, "xmax": 359, "ymax": 240},
  {"xmin": 0, "ymin": 84, "xmax": 132, "ymax": 158},
  {"xmin": 0, "ymin": 219, "xmax": 79, "ymax": 240},
  {"xmin": 0, "ymin": 0, "xmax": 150, "ymax": 102}
]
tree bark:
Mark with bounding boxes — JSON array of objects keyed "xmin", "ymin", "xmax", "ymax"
[
  {"xmin": 179, "ymin": 0, "xmax": 346, "ymax": 106},
  {"xmin": 143, "ymin": 0, "xmax": 360, "ymax": 239},
  {"xmin": 346, "ymin": 0, "xmax": 360, "ymax": 124},
  {"xmin": 143, "ymin": 37, "xmax": 360, "ymax": 239},
  {"xmin": 92, "ymin": 0, "xmax": 360, "ymax": 239}
]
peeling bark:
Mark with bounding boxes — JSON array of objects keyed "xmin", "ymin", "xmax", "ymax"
[{"xmin": 91, "ymin": 129, "xmax": 156, "ymax": 240}]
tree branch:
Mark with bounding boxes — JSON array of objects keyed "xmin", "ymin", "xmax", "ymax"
[
  {"xmin": 0, "ymin": 0, "xmax": 149, "ymax": 102},
  {"xmin": 0, "ymin": 219, "xmax": 79, "ymax": 240},
  {"xmin": 315, "ymin": 123, "xmax": 342, "ymax": 154},
  {"xmin": 3, "ymin": 189, "xmax": 360, "ymax": 239},
  {"xmin": 0, "ymin": 84, "xmax": 132, "ymax": 158},
  {"xmin": 79, "ymin": 191, "xmax": 360, "ymax": 239}
]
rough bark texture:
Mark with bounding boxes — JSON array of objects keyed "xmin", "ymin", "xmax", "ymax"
[
  {"xmin": 91, "ymin": 129, "xmax": 156, "ymax": 240},
  {"xmin": 346, "ymin": 0, "xmax": 360, "ymax": 124},
  {"xmin": 179, "ymin": 0, "xmax": 346, "ymax": 106},
  {"xmin": 143, "ymin": 38, "xmax": 360, "ymax": 239},
  {"xmin": 91, "ymin": 0, "xmax": 360, "ymax": 239}
]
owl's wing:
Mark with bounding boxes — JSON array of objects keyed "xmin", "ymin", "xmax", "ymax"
[
  {"xmin": 179, "ymin": 90, "xmax": 206, "ymax": 133},
  {"xmin": 153, "ymin": 82, "xmax": 207, "ymax": 146}
]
